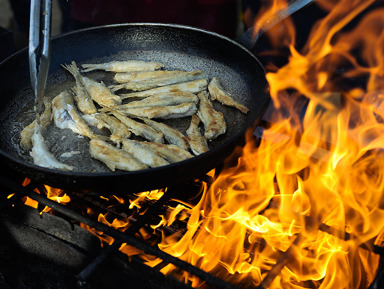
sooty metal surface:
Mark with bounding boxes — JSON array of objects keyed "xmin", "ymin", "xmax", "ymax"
[{"xmin": 0, "ymin": 203, "xmax": 196, "ymax": 289}]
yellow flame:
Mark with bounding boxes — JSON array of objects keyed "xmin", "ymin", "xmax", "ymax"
[{"xmin": 135, "ymin": 1, "xmax": 384, "ymax": 288}]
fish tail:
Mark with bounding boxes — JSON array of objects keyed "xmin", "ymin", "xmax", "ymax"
[{"xmin": 61, "ymin": 61, "xmax": 81, "ymax": 83}]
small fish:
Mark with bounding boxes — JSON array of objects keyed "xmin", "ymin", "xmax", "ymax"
[
  {"xmin": 109, "ymin": 109, "xmax": 164, "ymax": 143},
  {"xmin": 122, "ymin": 139, "xmax": 170, "ymax": 168},
  {"xmin": 72, "ymin": 85, "xmax": 97, "ymax": 114},
  {"xmin": 113, "ymin": 70, "xmax": 194, "ymax": 83},
  {"xmin": 110, "ymin": 70, "xmax": 203, "ymax": 92},
  {"xmin": 142, "ymin": 142, "xmax": 193, "ymax": 163},
  {"xmin": 30, "ymin": 122, "xmax": 73, "ymax": 171},
  {"xmin": 186, "ymin": 115, "xmax": 209, "ymax": 155},
  {"xmin": 20, "ymin": 96, "xmax": 52, "ymax": 151},
  {"xmin": 52, "ymin": 90, "xmax": 101, "ymax": 140},
  {"xmin": 120, "ymin": 79, "xmax": 208, "ymax": 99},
  {"xmin": 81, "ymin": 113, "xmax": 107, "ymax": 130},
  {"xmin": 89, "ymin": 139, "xmax": 148, "ymax": 171},
  {"xmin": 139, "ymin": 117, "xmax": 189, "ymax": 150},
  {"xmin": 208, "ymin": 77, "xmax": 249, "ymax": 114},
  {"xmin": 95, "ymin": 113, "xmax": 132, "ymax": 146},
  {"xmin": 81, "ymin": 60, "xmax": 164, "ymax": 73},
  {"xmin": 116, "ymin": 102, "xmax": 197, "ymax": 119},
  {"xmin": 62, "ymin": 61, "xmax": 122, "ymax": 107},
  {"xmin": 197, "ymin": 91, "xmax": 226, "ymax": 140},
  {"xmin": 102, "ymin": 92, "xmax": 198, "ymax": 111}
]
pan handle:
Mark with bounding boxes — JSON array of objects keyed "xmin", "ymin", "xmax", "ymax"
[{"xmin": 236, "ymin": 0, "xmax": 314, "ymax": 50}]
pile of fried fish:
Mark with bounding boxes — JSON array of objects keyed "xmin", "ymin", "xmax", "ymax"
[{"xmin": 20, "ymin": 60, "xmax": 249, "ymax": 172}]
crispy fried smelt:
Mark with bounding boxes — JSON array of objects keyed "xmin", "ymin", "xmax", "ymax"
[
  {"xmin": 208, "ymin": 77, "xmax": 249, "ymax": 114},
  {"xmin": 122, "ymin": 139, "xmax": 170, "ymax": 168},
  {"xmin": 95, "ymin": 113, "xmax": 131, "ymax": 146},
  {"xmin": 65, "ymin": 60, "xmax": 98, "ymax": 114},
  {"xmin": 197, "ymin": 91, "xmax": 226, "ymax": 140},
  {"xmin": 30, "ymin": 122, "xmax": 73, "ymax": 171},
  {"xmin": 52, "ymin": 90, "xmax": 101, "ymax": 140},
  {"xmin": 89, "ymin": 139, "xmax": 148, "ymax": 171},
  {"xmin": 116, "ymin": 102, "xmax": 197, "ymax": 119},
  {"xmin": 139, "ymin": 117, "xmax": 189, "ymax": 150},
  {"xmin": 109, "ymin": 110, "xmax": 164, "ymax": 143},
  {"xmin": 114, "ymin": 70, "xmax": 201, "ymax": 83},
  {"xmin": 20, "ymin": 97, "xmax": 52, "ymax": 151},
  {"xmin": 186, "ymin": 115, "xmax": 209, "ymax": 155},
  {"xmin": 81, "ymin": 113, "xmax": 107, "ymax": 130},
  {"xmin": 110, "ymin": 70, "xmax": 203, "ymax": 92},
  {"xmin": 62, "ymin": 61, "xmax": 122, "ymax": 107},
  {"xmin": 102, "ymin": 92, "xmax": 198, "ymax": 111},
  {"xmin": 142, "ymin": 142, "xmax": 193, "ymax": 163},
  {"xmin": 120, "ymin": 79, "xmax": 208, "ymax": 99},
  {"xmin": 81, "ymin": 60, "xmax": 164, "ymax": 73},
  {"xmin": 72, "ymin": 86, "xmax": 97, "ymax": 114}
]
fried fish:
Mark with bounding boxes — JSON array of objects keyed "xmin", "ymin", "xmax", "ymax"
[
  {"xmin": 116, "ymin": 102, "xmax": 197, "ymax": 119},
  {"xmin": 122, "ymin": 139, "xmax": 170, "ymax": 168},
  {"xmin": 142, "ymin": 142, "xmax": 194, "ymax": 163},
  {"xmin": 120, "ymin": 79, "xmax": 208, "ymax": 99},
  {"xmin": 89, "ymin": 139, "xmax": 148, "ymax": 171},
  {"xmin": 52, "ymin": 90, "xmax": 101, "ymax": 140},
  {"xmin": 103, "ymin": 92, "xmax": 198, "ymax": 111},
  {"xmin": 139, "ymin": 117, "xmax": 189, "ymax": 150},
  {"xmin": 208, "ymin": 77, "xmax": 249, "ymax": 114},
  {"xmin": 72, "ymin": 85, "xmax": 98, "ymax": 114},
  {"xmin": 109, "ymin": 110, "xmax": 164, "ymax": 143},
  {"xmin": 62, "ymin": 61, "xmax": 122, "ymax": 107},
  {"xmin": 186, "ymin": 115, "xmax": 209, "ymax": 155},
  {"xmin": 197, "ymin": 91, "xmax": 226, "ymax": 140},
  {"xmin": 95, "ymin": 113, "xmax": 132, "ymax": 146},
  {"xmin": 81, "ymin": 60, "xmax": 164, "ymax": 73},
  {"xmin": 110, "ymin": 70, "xmax": 203, "ymax": 92},
  {"xmin": 20, "ymin": 96, "xmax": 52, "ymax": 151},
  {"xmin": 30, "ymin": 122, "xmax": 73, "ymax": 171}
]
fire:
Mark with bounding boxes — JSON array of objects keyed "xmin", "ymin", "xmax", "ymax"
[
  {"xmin": 135, "ymin": 0, "xmax": 384, "ymax": 288},
  {"xmin": 79, "ymin": 189, "xmax": 166, "ymax": 249},
  {"xmin": 20, "ymin": 178, "xmax": 70, "ymax": 213}
]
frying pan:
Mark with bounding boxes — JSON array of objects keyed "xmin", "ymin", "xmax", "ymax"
[{"xmin": 0, "ymin": 2, "xmax": 312, "ymax": 194}]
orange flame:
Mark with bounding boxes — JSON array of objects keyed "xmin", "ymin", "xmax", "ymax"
[
  {"xmin": 134, "ymin": 1, "xmax": 384, "ymax": 288},
  {"xmin": 79, "ymin": 189, "xmax": 165, "ymax": 250},
  {"xmin": 20, "ymin": 178, "xmax": 70, "ymax": 213}
]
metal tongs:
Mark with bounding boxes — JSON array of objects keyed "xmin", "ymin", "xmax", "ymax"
[{"xmin": 29, "ymin": 0, "xmax": 52, "ymax": 115}]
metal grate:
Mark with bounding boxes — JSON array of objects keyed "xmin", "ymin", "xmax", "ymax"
[{"xmin": 0, "ymin": 169, "xmax": 383, "ymax": 289}]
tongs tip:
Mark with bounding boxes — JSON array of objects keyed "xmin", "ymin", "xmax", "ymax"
[{"xmin": 29, "ymin": 0, "xmax": 52, "ymax": 113}]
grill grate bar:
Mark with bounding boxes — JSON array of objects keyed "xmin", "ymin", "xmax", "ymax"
[
  {"xmin": 78, "ymin": 186, "xmax": 177, "ymax": 283},
  {"xmin": 0, "ymin": 175, "xmax": 241, "ymax": 289}
]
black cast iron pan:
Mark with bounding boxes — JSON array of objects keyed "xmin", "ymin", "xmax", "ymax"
[
  {"xmin": 0, "ymin": 23, "xmax": 269, "ymax": 194},
  {"xmin": 0, "ymin": 0, "xmax": 313, "ymax": 193}
]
